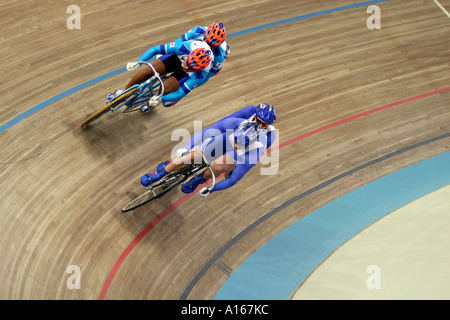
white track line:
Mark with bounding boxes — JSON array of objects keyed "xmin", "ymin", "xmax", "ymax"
[{"xmin": 433, "ymin": 0, "xmax": 450, "ymax": 19}]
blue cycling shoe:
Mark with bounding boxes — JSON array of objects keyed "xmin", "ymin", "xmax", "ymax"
[
  {"xmin": 141, "ymin": 173, "xmax": 159, "ymax": 186},
  {"xmin": 106, "ymin": 89, "xmax": 124, "ymax": 102},
  {"xmin": 181, "ymin": 173, "xmax": 207, "ymax": 194},
  {"xmin": 141, "ymin": 161, "xmax": 171, "ymax": 186},
  {"xmin": 157, "ymin": 160, "xmax": 170, "ymax": 172}
]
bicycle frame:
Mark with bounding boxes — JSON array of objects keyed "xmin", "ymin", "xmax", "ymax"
[
  {"xmin": 81, "ymin": 61, "xmax": 172, "ymax": 128},
  {"xmin": 121, "ymin": 148, "xmax": 218, "ymax": 212},
  {"xmin": 150, "ymin": 148, "xmax": 216, "ymax": 193},
  {"xmin": 188, "ymin": 148, "xmax": 216, "ymax": 192},
  {"xmin": 112, "ymin": 61, "xmax": 167, "ymax": 113}
]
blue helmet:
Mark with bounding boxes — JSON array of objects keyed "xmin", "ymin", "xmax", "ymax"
[
  {"xmin": 234, "ymin": 122, "xmax": 259, "ymax": 147},
  {"xmin": 255, "ymin": 103, "xmax": 276, "ymax": 124}
]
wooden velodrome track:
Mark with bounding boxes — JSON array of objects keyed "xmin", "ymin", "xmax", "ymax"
[{"xmin": 1, "ymin": 0, "xmax": 449, "ymax": 300}]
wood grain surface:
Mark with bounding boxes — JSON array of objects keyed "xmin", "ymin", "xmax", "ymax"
[{"xmin": 0, "ymin": 0, "xmax": 448, "ymax": 299}]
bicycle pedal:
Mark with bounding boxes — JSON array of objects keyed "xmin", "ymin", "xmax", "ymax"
[
  {"xmin": 151, "ymin": 189, "xmax": 157, "ymax": 197},
  {"xmin": 140, "ymin": 104, "xmax": 150, "ymax": 113}
]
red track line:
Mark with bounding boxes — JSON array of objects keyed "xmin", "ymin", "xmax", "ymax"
[
  {"xmin": 98, "ymin": 193, "xmax": 194, "ymax": 300},
  {"xmin": 98, "ymin": 86, "xmax": 449, "ymax": 300},
  {"xmin": 270, "ymin": 87, "xmax": 450, "ymax": 153}
]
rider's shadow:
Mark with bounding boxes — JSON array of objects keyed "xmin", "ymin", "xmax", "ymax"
[{"xmin": 72, "ymin": 108, "xmax": 160, "ymax": 161}]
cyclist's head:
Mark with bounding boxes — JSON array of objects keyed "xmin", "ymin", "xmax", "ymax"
[
  {"xmin": 205, "ymin": 22, "xmax": 226, "ymax": 47},
  {"xmin": 255, "ymin": 103, "xmax": 277, "ymax": 128},
  {"xmin": 234, "ymin": 123, "xmax": 259, "ymax": 148},
  {"xmin": 186, "ymin": 48, "xmax": 212, "ymax": 71}
]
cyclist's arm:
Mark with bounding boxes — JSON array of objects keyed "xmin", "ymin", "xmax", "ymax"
[
  {"xmin": 184, "ymin": 118, "xmax": 243, "ymax": 149},
  {"xmin": 265, "ymin": 126, "xmax": 276, "ymax": 149},
  {"xmin": 137, "ymin": 41, "xmax": 184, "ymax": 62},
  {"xmin": 210, "ymin": 139, "xmax": 270, "ymax": 193},
  {"xmin": 205, "ymin": 61, "xmax": 224, "ymax": 80},
  {"xmin": 160, "ymin": 86, "xmax": 188, "ymax": 104},
  {"xmin": 204, "ymin": 66, "xmax": 222, "ymax": 82},
  {"xmin": 204, "ymin": 47, "xmax": 226, "ymax": 81},
  {"xmin": 252, "ymin": 125, "xmax": 276, "ymax": 152},
  {"xmin": 137, "ymin": 44, "xmax": 165, "ymax": 62},
  {"xmin": 175, "ymin": 26, "xmax": 206, "ymax": 42},
  {"xmin": 210, "ymin": 164, "xmax": 254, "ymax": 193},
  {"xmin": 206, "ymin": 117, "xmax": 243, "ymax": 134},
  {"xmin": 209, "ymin": 129, "xmax": 276, "ymax": 193},
  {"xmin": 221, "ymin": 105, "xmax": 257, "ymax": 120}
]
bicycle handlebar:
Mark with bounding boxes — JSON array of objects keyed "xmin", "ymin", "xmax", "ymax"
[{"xmin": 137, "ymin": 61, "xmax": 165, "ymax": 97}]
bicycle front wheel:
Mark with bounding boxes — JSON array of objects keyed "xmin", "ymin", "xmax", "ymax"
[
  {"xmin": 81, "ymin": 87, "xmax": 139, "ymax": 128},
  {"xmin": 122, "ymin": 173, "xmax": 188, "ymax": 212}
]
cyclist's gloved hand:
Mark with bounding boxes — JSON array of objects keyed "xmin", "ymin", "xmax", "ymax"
[
  {"xmin": 126, "ymin": 61, "xmax": 140, "ymax": 71},
  {"xmin": 199, "ymin": 187, "xmax": 211, "ymax": 198},
  {"xmin": 148, "ymin": 95, "xmax": 162, "ymax": 107}
]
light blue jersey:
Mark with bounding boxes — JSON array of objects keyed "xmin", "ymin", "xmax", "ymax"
[
  {"xmin": 175, "ymin": 26, "xmax": 229, "ymax": 80},
  {"xmin": 176, "ymin": 26, "xmax": 208, "ymax": 42},
  {"xmin": 137, "ymin": 39, "xmax": 212, "ymax": 105}
]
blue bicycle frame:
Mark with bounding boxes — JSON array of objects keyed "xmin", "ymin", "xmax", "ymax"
[{"xmin": 112, "ymin": 61, "xmax": 168, "ymax": 113}]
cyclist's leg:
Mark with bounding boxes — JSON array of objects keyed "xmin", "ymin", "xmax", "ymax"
[
  {"xmin": 159, "ymin": 75, "xmax": 180, "ymax": 95},
  {"xmin": 200, "ymin": 139, "xmax": 236, "ymax": 180},
  {"xmin": 129, "ymin": 54, "xmax": 187, "ymax": 91},
  {"xmin": 181, "ymin": 158, "xmax": 234, "ymax": 193},
  {"xmin": 141, "ymin": 146, "xmax": 203, "ymax": 186},
  {"xmin": 165, "ymin": 145, "xmax": 203, "ymax": 171},
  {"xmin": 160, "ymin": 67, "xmax": 189, "ymax": 95},
  {"xmin": 181, "ymin": 141, "xmax": 233, "ymax": 193},
  {"xmin": 139, "ymin": 56, "xmax": 189, "ymax": 112},
  {"xmin": 203, "ymin": 155, "xmax": 235, "ymax": 180}
]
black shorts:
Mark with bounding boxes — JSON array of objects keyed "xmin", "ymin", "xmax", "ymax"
[{"xmin": 160, "ymin": 54, "xmax": 189, "ymax": 81}]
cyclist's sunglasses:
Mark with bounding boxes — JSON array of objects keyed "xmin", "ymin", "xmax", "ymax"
[{"xmin": 255, "ymin": 116, "xmax": 269, "ymax": 128}]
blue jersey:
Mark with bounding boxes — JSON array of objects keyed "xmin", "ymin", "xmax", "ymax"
[
  {"xmin": 184, "ymin": 107, "xmax": 276, "ymax": 193},
  {"xmin": 175, "ymin": 26, "xmax": 229, "ymax": 80},
  {"xmin": 137, "ymin": 40, "xmax": 212, "ymax": 105}
]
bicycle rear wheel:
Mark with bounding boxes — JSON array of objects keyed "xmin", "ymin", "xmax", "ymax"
[
  {"xmin": 81, "ymin": 87, "xmax": 139, "ymax": 128},
  {"xmin": 122, "ymin": 172, "xmax": 188, "ymax": 212}
]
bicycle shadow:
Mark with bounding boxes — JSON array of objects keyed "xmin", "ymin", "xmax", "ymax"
[
  {"xmin": 71, "ymin": 107, "xmax": 160, "ymax": 161},
  {"xmin": 116, "ymin": 189, "xmax": 189, "ymax": 238}
]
